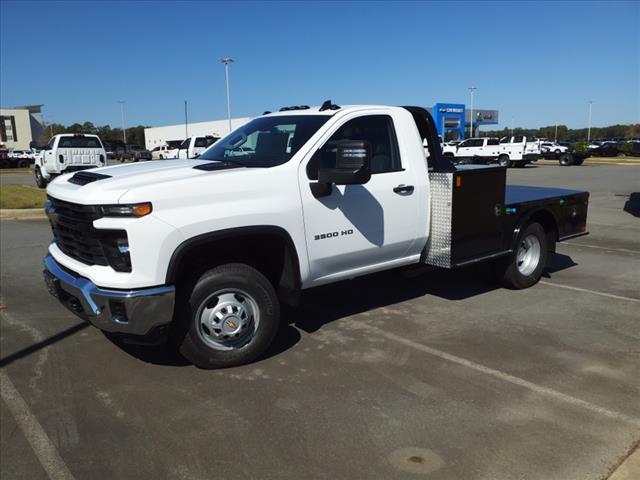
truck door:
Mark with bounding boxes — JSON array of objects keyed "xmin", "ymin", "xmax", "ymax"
[
  {"xmin": 456, "ymin": 139, "xmax": 472, "ymax": 159},
  {"xmin": 43, "ymin": 136, "xmax": 56, "ymax": 171},
  {"xmin": 299, "ymin": 113, "xmax": 421, "ymax": 283}
]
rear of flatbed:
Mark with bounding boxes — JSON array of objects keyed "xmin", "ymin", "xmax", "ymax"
[{"xmin": 423, "ymin": 165, "xmax": 588, "ymax": 270}]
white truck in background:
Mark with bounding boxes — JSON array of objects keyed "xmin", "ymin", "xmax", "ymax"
[
  {"xmin": 496, "ymin": 135, "xmax": 541, "ymax": 167},
  {"xmin": 442, "ymin": 137, "xmax": 502, "ymax": 164},
  {"xmin": 34, "ymin": 134, "xmax": 106, "ymax": 188},
  {"xmin": 151, "ymin": 144, "xmax": 176, "ymax": 160},
  {"xmin": 177, "ymin": 135, "xmax": 219, "ymax": 159}
]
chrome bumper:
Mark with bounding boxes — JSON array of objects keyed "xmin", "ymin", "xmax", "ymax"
[{"xmin": 43, "ymin": 255, "xmax": 175, "ymax": 336}]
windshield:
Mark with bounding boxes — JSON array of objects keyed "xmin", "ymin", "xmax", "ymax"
[{"xmin": 198, "ymin": 115, "xmax": 330, "ymax": 167}]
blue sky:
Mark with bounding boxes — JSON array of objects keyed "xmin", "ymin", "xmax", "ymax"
[{"xmin": 1, "ymin": 1, "xmax": 638, "ymax": 129}]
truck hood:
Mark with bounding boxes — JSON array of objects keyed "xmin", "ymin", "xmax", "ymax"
[{"xmin": 46, "ymin": 160, "xmax": 243, "ymax": 204}]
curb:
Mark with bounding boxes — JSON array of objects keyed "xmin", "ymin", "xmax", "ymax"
[
  {"xmin": 0, "ymin": 208, "xmax": 46, "ymax": 220},
  {"xmin": 537, "ymin": 159, "xmax": 640, "ymax": 166}
]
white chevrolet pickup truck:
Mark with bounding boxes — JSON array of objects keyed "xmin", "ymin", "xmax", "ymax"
[
  {"xmin": 43, "ymin": 102, "xmax": 589, "ymax": 368},
  {"xmin": 441, "ymin": 137, "xmax": 502, "ymax": 164}
]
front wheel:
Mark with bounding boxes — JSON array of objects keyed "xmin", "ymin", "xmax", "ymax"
[
  {"xmin": 34, "ymin": 167, "xmax": 47, "ymax": 188},
  {"xmin": 494, "ymin": 222, "xmax": 548, "ymax": 289},
  {"xmin": 176, "ymin": 263, "xmax": 280, "ymax": 369},
  {"xmin": 498, "ymin": 155, "xmax": 511, "ymax": 168}
]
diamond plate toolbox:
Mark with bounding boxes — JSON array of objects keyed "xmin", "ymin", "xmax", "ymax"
[{"xmin": 425, "ymin": 172, "xmax": 453, "ymax": 268}]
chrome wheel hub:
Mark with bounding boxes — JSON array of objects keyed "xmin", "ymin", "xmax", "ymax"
[
  {"xmin": 196, "ymin": 290, "xmax": 259, "ymax": 351},
  {"xmin": 517, "ymin": 234, "xmax": 541, "ymax": 276}
]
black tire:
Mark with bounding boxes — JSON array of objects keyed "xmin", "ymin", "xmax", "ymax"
[
  {"xmin": 34, "ymin": 167, "xmax": 47, "ymax": 188},
  {"xmin": 574, "ymin": 157, "xmax": 585, "ymax": 166},
  {"xmin": 498, "ymin": 155, "xmax": 511, "ymax": 168},
  {"xmin": 494, "ymin": 222, "xmax": 548, "ymax": 290},
  {"xmin": 176, "ymin": 263, "xmax": 280, "ymax": 369},
  {"xmin": 559, "ymin": 153, "xmax": 574, "ymax": 166},
  {"xmin": 17, "ymin": 159, "xmax": 30, "ymax": 168}
]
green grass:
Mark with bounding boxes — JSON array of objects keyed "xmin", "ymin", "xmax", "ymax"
[
  {"xmin": 0, "ymin": 185, "xmax": 47, "ymax": 209},
  {"xmin": 0, "ymin": 168, "xmax": 32, "ymax": 174}
]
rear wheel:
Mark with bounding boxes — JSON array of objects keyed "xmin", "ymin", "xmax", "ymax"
[
  {"xmin": 494, "ymin": 222, "xmax": 548, "ymax": 289},
  {"xmin": 498, "ymin": 155, "xmax": 511, "ymax": 168},
  {"xmin": 559, "ymin": 153, "xmax": 574, "ymax": 166},
  {"xmin": 17, "ymin": 159, "xmax": 30, "ymax": 168},
  {"xmin": 34, "ymin": 167, "xmax": 47, "ymax": 188},
  {"xmin": 176, "ymin": 263, "xmax": 280, "ymax": 369}
]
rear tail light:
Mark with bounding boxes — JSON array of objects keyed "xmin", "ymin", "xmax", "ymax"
[
  {"xmin": 58, "ymin": 155, "xmax": 64, "ymax": 163},
  {"xmin": 99, "ymin": 154, "xmax": 105, "ymax": 164}
]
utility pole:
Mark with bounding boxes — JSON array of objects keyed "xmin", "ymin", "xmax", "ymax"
[
  {"xmin": 118, "ymin": 100, "xmax": 127, "ymax": 144},
  {"xmin": 220, "ymin": 57, "xmax": 234, "ymax": 133},
  {"xmin": 184, "ymin": 100, "xmax": 189, "ymax": 138},
  {"xmin": 468, "ymin": 86, "xmax": 477, "ymax": 138},
  {"xmin": 511, "ymin": 116, "xmax": 514, "ymax": 137},
  {"xmin": 45, "ymin": 115, "xmax": 54, "ymax": 138},
  {"xmin": 587, "ymin": 100, "xmax": 593, "ymax": 142},
  {"xmin": 554, "ymin": 124, "xmax": 558, "ymax": 143}
]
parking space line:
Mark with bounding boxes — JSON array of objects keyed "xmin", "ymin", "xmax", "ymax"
[
  {"xmin": 0, "ymin": 371, "xmax": 75, "ymax": 480},
  {"xmin": 560, "ymin": 242, "xmax": 640, "ymax": 255},
  {"xmin": 351, "ymin": 323, "xmax": 640, "ymax": 427},
  {"xmin": 539, "ymin": 281, "xmax": 640, "ymax": 303}
]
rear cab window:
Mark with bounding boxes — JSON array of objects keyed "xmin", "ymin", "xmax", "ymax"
[
  {"xmin": 57, "ymin": 136, "xmax": 103, "ymax": 148},
  {"xmin": 194, "ymin": 137, "xmax": 209, "ymax": 148}
]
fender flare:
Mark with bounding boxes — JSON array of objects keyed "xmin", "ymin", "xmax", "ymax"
[
  {"xmin": 509, "ymin": 207, "xmax": 559, "ymax": 252},
  {"xmin": 165, "ymin": 225, "xmax": 302, "ymax": 290}
]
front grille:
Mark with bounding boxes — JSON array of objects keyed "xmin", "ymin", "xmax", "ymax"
[{"xmin": 47, "ymin": 197, "xmax": 130, "ymax": 271}]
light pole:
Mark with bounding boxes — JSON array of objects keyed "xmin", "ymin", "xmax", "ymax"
[
  {"xmin": 511, "ymin": 116, "xmax": 515, "ymax": 137},
  {"xmin": 184, "ymin": 100, "xmax": 189, "ymax": 138},
  {"xmin": 587, "ymin": 100, "xmax": 593, "ymax": 143},
  {"xmin": 118, "ymin": 100, "xmax": 127, "ymax": 144},
  {"xmin": 468, "ymin": 86, "xmax": 477, "ymax": 138},
  {"xmin": 554, "ymin": 124, "xmax": 558, "ymax": 143},
  {"xmin": 220, "ymin": 57, "xmax": 234, "ymax": 133},
  {"xmin": 44, "ymin": 115, "xmax": 54, "ymax": 138}
]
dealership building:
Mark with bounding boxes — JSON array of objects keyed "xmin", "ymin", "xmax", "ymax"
[
  {"xmin": 143, "ymin": 102, "xmax": 498, "ymax": 149},
  {"xmin": 0, "ymin": 105, "xmax": 46, "ymax": 151}
]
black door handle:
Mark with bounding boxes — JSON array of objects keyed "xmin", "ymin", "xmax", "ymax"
[{"xmin": 393, "ymin": 184, "xmax": 414, "ymax": 194}]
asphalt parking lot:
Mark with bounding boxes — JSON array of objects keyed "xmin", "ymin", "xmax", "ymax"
[{"xmin": 1, "ymin": 164, "xmax": 639, "ymax": 479}]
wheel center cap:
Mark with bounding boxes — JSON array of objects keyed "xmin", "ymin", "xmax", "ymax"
[{"xmin": 222, "ymin": 316, "xmax": 241, "ymax": 334}]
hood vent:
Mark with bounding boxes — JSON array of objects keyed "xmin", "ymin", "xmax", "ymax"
[{"xmin": 68, "ymin": 171, "xmax": 112, "ymax": 186}]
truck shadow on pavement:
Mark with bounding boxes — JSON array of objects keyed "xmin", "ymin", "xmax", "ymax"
[
  {"xmin": 293, "ymin": 252, "xmax": 578, "ymax": 335},
  {"xmin": 2, "ymin": 253, "xmax": 576, "ymax": 369}
]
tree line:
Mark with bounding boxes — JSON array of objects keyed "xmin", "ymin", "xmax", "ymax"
[
  {"xmin": 479, "ymin": 123, "xmax": 640, "ymax": 141},
  {"xmin": 36, "ymin": 122, "xmax": 148, "ymax": 148}
]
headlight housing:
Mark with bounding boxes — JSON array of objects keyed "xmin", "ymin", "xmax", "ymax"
[{"xmin": 101, "ymin": 202, "xmax": 152, "ymax": 217}]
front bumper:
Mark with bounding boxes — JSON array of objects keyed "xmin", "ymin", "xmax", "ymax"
[{"xmin": 43, "ymin": 254, "xmax": 175, "ymax": 337}]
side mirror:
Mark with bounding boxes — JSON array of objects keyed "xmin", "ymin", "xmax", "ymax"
[{"xmin": 318, "ymin": 141, "xmax": 372, "ymax": 186}]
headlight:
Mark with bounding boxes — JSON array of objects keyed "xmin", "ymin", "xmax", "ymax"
[{"xmin": 101, "ymin": 202, "xmax": 152, "ymax": 217}]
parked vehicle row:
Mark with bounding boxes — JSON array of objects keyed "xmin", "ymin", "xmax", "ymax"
[
  {"xmin": 0, "ymin": 148, "xmax": 39, "ymax": 168},
  {"xmin": 441, "ymin": 135, "xmax": 541, "ymax": 167}
]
